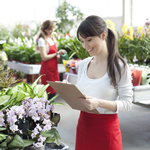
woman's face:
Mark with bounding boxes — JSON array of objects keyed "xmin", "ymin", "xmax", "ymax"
[
  {"xmin": 45, "ymin": 28, "xmax": 54, "ymax": 36},
  {"xmin": 79, "ymin": 34, "xmax": 105, "ymax": 56}
]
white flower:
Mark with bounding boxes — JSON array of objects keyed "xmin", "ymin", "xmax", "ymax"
[
  {"xmin": 10, "ymin": 124, "xmax": 19, "ymax": 132},
  {"xmin": 38, "ymin": 135, "xmax": 46, "ymax": 143},
  {"xmin": 33, "ymin": 142, "xmax": 44, "ymax": 147}
]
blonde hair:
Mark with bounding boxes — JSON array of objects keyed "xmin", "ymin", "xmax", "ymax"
[{"xmin": 35, "ymin": 20, "xmax": 56, "ymax": 51}]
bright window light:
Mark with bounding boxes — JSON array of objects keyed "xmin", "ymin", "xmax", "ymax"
[{"xmin": 132, "ymin": 0, "xmax": 150, "ymax": 26}]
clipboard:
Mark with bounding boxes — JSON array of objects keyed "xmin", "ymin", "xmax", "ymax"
[{"xmin": 47, "ymin": 81, "xmax": 99, "ymax": 114}]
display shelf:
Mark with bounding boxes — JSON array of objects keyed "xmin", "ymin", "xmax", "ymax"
[{"xmin": 5, "ymin": 61, "xmax": 66, "ymax": 74}]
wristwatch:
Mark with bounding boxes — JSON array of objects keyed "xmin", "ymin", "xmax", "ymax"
[{"xmin": 56, "ymin": 52, "xmax": 58, "ymax": 56}]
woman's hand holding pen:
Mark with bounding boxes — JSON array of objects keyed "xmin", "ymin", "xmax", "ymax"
[
  {"xmin": 79, "ymin": 95, "xmax": 101, "ymax": 111},
  {"xmin": 61, "ymin": 74, "xmax": 71, "ymax": 84}
]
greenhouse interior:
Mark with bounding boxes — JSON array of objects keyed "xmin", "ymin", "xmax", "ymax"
[{"xmin": 0, "ymin": 0, "xmax": 150, "ymax": 150}]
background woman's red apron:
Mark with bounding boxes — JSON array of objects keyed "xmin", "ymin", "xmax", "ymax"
[
  {"xmin": 75, "ymin": 111, "xmax": 122, "ymax": 150},
  {"xmin": 40, "ymin": 43, "xmax": 60, "ymax": 94}
]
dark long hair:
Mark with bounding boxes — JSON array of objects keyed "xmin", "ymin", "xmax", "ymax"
[
  {"xmin": 35, "ymin": 20, "xmax": 56, "ymax": 50},
  {"xmin": 77, "ymin": 15, "xmax": 127, "ymax": 87}
]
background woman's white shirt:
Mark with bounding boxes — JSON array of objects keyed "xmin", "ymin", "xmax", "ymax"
[{"xmin": 38, "ymin": 37, "xmax": 55, "ymax": 54}]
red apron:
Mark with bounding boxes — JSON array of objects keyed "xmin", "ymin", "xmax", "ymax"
[
  {"xmin": 75, "ymin": 111, "xmax": 122, "ymax": 150},
  {"xmin": 40, "ymin": 43, "xmax": 60, "ymax": 94}
]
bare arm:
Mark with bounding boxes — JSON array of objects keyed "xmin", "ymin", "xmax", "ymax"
[{"xmin": 39, "ymin": 47, "xmax": 65, "ymax": 61}]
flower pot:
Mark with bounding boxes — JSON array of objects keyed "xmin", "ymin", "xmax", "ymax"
[
  {"xmin": 26, "ymin": 74, "xmax": 35, "ymax": 83},
  {"xmin": 23, "ymin": 145, "xmax": 45, "ymax": 150},
  {"xmin": 45, "ymin": 142, "xmax": 69, "ymax": 150}
]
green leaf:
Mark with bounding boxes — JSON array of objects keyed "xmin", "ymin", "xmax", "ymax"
[
  {"xmin": 6, "ymin": 86, "xmax": 18, "ymax": 100},
  {"xmin": 15, "ymin": 91, "xmax": 25, "ymax": 102},
  {"xmin": 30, "ymin": 75, "xmax": 43, "ymax": 89},
  {"xmin": 6, "ymin": 135, "xmax": 13, "ymax": 144},
  {"xmin": 23, "ymin": 139, "xmax": 35, "ymax": 147},
  {"xmin": 0, "ymin": 95, "xmax": 10, "ymax": 105},
  {"xmin": 46, "ymin": 137, "xmax": 55, "ymax": 143},
  {"xmin": 0, "ymin": 140, "xmax": 7, "ymax": 147},
  {"xmin": 51, "ymin": 102, "xmax": 64, "ymax": 105},
  {"xmin": 8, "ymin": 135, "xmax": 24, "ymax": 148},
  {"xmin": 40, "ymin": 128, "xmax": 61, "ymax": 146},
  {"xmin": 51, "ymin": 114, "xmax": 60, "ymax": 126},
  {"xmin": 25, "ymin": 83, "xmax": 34, "ymax": 95},
  {"xmin": 37, "ymin": 84, "xmax": 49, "ymax": 98},
  {"xmin": 49, "ymin": 94, "xmax": 59, "ymax": 103},
  {"xmin": 33, "ymin": 84, "xmax": 48, "ymax": 99},
  {"xmin": 0, "ymin": 128, "xmax": 6, "ymax": 131},
  {"xmin": 0, "ymin": 133, "xmax": 7, "ymax": 142}
]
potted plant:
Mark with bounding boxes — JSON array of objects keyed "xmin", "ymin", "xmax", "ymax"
[
  {"xmin": 0, "ymin": 75, "xmax": 69, "ymax": 150},
  {"xmin": 117, "ymin": 22, "xmax": 150, "ymax": 65},
  {"xmin": 15, "ymin": 71, "xmax": 26, "ymax": 83},
  {"xmin": 0, "ymin": 97, "xmax": 61, "ymax": 150},
  {"xmin": 0, "ymin": 61, "xmax": 20, "ymax": 90}
]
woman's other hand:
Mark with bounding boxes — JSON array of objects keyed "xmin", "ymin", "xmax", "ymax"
[
  {"xmin": 79, "ymin": 95, "xmax": 100, "ymax": 111},
  {"xmin": 58, "ymin": 49, "xmax": 66, "ymax": 55}
]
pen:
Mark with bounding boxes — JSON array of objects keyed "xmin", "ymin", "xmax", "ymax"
[{"xmin": 65, "ymin": 74, "xmax": 69, "ymax": 83}]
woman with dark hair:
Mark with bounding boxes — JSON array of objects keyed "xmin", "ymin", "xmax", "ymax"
[
  {"xmin": 36, "ymin": 20, "xmax": 65, "ymax": 99},
  {"xmin": 75, "ymin": 15, "xmax": 133, "ymax": 150}
]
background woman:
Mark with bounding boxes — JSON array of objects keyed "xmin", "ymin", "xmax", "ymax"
[
  {"xmin": 75, "ymin": 15, "xmax": 133, "ymax": 150},
  {"xmin": 36, "ymin": 20, "xmax": 65, "ymax": 99}
]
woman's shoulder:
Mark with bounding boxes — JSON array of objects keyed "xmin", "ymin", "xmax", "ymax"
[
  {"xmin": 115, "ymin": 58, "xmax": 131, "ymax": 78},
  {"xmin": 79, "ymin": 57, "xmax": 92, "ymax": 67},
  {"xmin": 38, "ymin": 37, "xmax": 45, "ymax": 42},
  {"xmin": 116, "ymin": 58, "xmax": 128, "ymax": 69},
  {"xmin": 38, "ymin": 37, "xmax": 46, "ymax": 46}
]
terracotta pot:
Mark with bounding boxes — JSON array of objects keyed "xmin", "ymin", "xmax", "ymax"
[{"xmin": 26, "ymin": 74, "xmax": 35, "ymax": 83}]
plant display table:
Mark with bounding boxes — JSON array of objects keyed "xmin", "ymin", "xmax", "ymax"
[
  {"xmin": 5, "ymin": 61, "xmax": 66, "ymax": 82},
  {"xmin": 64, "ymin": 72, "xmax": 150, "ymax": 103},
  {"xmin": 5, "ymin": 61, "xmax": 66, "ymax": 74}
]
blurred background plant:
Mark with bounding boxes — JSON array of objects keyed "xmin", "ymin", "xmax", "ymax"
[
  {"xmin": 106, "ymin": 19, "xmax": 116, "ymax": 33},
  {"xmin": 3, "ymin": 37, "xmax": 42, "ymax": 64},
  {"xmin": 57, "ymin": 36, "xmax": 90, "ymax": 60},
  {"xmin": 0, "ymin": 60, "xmax": 19, "ymax": 90},
  {"xmin": 55, "ymin": 1, "xmax": 84, "ymax": 35},
  {"xmin": 0, "ymin": 24, "xmax": 12, "ymax": 50},
  {"xmin": 12, "ymin": 22, "xmax": 41, "ymax": 40},
  {"xmin": 117, "ymin": 20, "xmax": 150, "ymax": 65}
]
